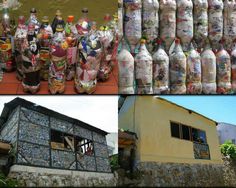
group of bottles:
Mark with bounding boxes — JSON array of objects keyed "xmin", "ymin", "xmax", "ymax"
[
  {"xmin": 118, "ymin": 0, "xmax": 236, "ymax": 94},
  {"xmin": 118, "ymin": 37, "xmax": 236, "ymax": 94},
  {"xmin": 1, "ymin": 6, "xmax": 118, "ymax": 94}
]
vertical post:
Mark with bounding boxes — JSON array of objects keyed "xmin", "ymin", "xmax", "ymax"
[{"xmin": 49, "ymin": 116, "xmax": 52, "ymax": 167}]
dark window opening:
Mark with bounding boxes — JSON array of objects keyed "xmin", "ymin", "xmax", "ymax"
[
  {"xmin": 192, "ymin": 128, "xmax": 207, "ymax": 144},
  {"xmin": 75, "ymin": 136, "xmax": 94, "ymax": 156},
  {"xmin": 171, "ymin": 122, "xmax": 180, "ymax": 138},
  {"xmin": 50, "ymin": 130, "xmax": 74, "ymax": 151},
  {"xmin": 182, "ymin": 125, "xmax": 190, "ymax": 141}
]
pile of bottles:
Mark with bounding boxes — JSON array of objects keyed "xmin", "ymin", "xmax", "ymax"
[
  {"xmin": 0, "ymin": 5, "xmax": 118, "ymax": 94},
  {"xmin": 118, "ymin": 0, "xmax": 236, "ymax": 94}
]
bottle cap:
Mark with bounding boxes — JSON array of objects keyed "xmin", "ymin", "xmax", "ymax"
[
  {"xmin": 67, "ymin": 15, "xmax": 74, "ymax": 23},
  {"xmin": 42, "ymin": 16, "xmax": 49, "ymax": 23},
  {"xmin": 175, "ymin": 38, "xmax": 180, "ymax": 44},
  {"xmin": 30, "ymin": 8, "xmax": 37, "ymax": 14},
  {"xmin": 82, "ymin": 8, "xmax": 88, "ymax": 13},
  {"xmin": 104, "ymin": 14, "xmax": 112, "ymax": 21},
  {"xmin": 140, "ymin": 39, "xmax": 146, "ymax": 44},
  {"xmin": 56, "ymin": 10, "xmax": 62, "ymax": 16}
]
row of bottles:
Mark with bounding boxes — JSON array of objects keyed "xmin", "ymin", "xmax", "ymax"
[
  {"xmin": 1, "ymin": 6, "xmax": 118, "ymax": 94},
  {"xmin": 121, "ymin": 0, "xmax": 236, "ymax": 54},
  {"xmin": 118, "ymin": 38, "xmax": 235, "ymax": 94}
]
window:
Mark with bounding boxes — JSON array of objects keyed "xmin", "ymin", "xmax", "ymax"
[
  {"xmin": 232, "ymin": 139, "xmax": 235, "ymax": 144},
  {"xmin": 75, "ymin": 136, "xmax": 94, "ymax": 156},
  {"xmin": 171, "ymin": 122, "xmax": 180, "ymax": 138},
  {"xmin": 51, "ymin": 130, "xmax": 74, "ymax": 151},
  {"xmin": 192, "ymin": 128, "xmax": 207, "ymax": 144},
  {"xmin": 182, "ymin": 125, "xmax": 190, "ymax": 141}
]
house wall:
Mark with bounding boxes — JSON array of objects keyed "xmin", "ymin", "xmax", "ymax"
[
  {"xmin": 119, "ymin": 96, "xmax": 222, "ymax": 164},
  {"xmin": 217, "ymin": 123, "xmax": 236, "ymax": 144}
]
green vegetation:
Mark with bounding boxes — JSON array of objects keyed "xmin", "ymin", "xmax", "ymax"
[
  {"xmin": 220, "ymin": 140, "xmax": 236, "ymax": 159},
  {"xmin": 110, "ymin": 154, "xmax": 119, "ymax": 171},
  {"xmin": 0, "ymin": 172, "xmax": 18, "ymax": 187}
]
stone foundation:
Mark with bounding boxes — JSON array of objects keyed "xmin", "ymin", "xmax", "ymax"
[
  {"xmin": 118, "ymin": 159, "xmax": 236, "ymax": 187},
  {"xmin": 8, "ymin": 165, "xmax": 117, "ymax": 187}
]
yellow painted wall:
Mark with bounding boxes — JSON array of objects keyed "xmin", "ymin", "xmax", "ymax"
[{"xmin": 119, "ymin": 96, "xmax": 222, "ymax": 164}]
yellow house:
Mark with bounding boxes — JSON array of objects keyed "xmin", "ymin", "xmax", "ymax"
[{"xmin": 119, "ymin": 96, "xmax": 222, "ymax": 165}]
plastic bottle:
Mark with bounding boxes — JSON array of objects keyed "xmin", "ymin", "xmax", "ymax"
[
  {"xmin": 201, "ymin": 39, "xmax": 217, "ymax": 94},
  {"xmin": 118, "ymin": 38, "xmax": 135, "ymax": 94},
  {"xmin": 14, "ymin": 16, "xmax": 27, "ymax": 81},
  {"xmin": 142, "ymin": 0, "xmax": 159, "ymax": 53},
  {"xmin": 152, "ymin": 39, "xmax": 169, "ymax": 94},
  {"xmin": 193, "ymin": 0, "xmax": 208, "ymax": 50},
  {"xmin": 21, "ymin": 23, "xmax": 41, "ymax": 94},
  {"xmin": 169, "ymin": 38, "xmax": 186, "ymax": 94},
  {"xmin": 135, "ymin": 39, "xmax": 153, "ymax": 94},
  {"xmin": 76, "ymin": 8, "xmax": 91, "ymax": 38},
  {"xmin": 176, "ymin": 0, "xmax": 193, "ymax": 52},
  {"xmin": 208, "ymin": 0, "xmax": 223, "ymax": 51},
  {"xmin": 159, "ymin": 0, "xmax": 176, "ymax": 52},
  {"xmin": 49, "ymin": 24, "xmax": 68, "ymax": 94},
  {"xmin": 123, "ymin": 0, "xmax": 142, "ymax": 53},
  {"xmin": 118, "ymin": 0, "xmax": 124, "ymax": 40},
  {"xmin": 27, "ymin": 8, "xmax": 40, "ymax": 34},
  {"xmin": 223, "ymin": 0, "xmax": 236, "ymax": 51},
  {"xmin": 65, "ymin": 15, "xmax": 78, "ymax": 81},
  {"xmin": 51, "ymin": 10, "xmax": 65, "ymax": 34},
  {"xmin": 216, "ymin": 40, "xmax": 231, "ymax": 94},
  {"xmin": 231, "ymin": 40, "xmax": 236, "ymax": 93},
  {"xmin": 38, "ymin": 16, "xmax": 53, "ymax": 81},
  {"xmin": 186, "ymin": 43, "xmax": 202, "ymax": 94}
]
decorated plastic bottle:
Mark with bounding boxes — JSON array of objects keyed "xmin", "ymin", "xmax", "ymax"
[
  {"xmin": 76, "ymin": 8, "xmax": 91, "ymax": 38},
  {"xmin": 27, "ymin": 8, "xmax": 40, "ymax": 34},
  {"xmin": 118, "ymin": 38, "xmax": 134, "ymax": 94},
  {"xmin": 216, "ymin": 40, "xmax": 231, "ymax": 94},
  {"xmin": 51, "ymin": 10, "xmax": 65, "ymax": 34},
  {"xmin": 123, "ymin": 0, "xmax": 142, "ymax": 53},
  {"xmin": 231, "ymin": 40, "xmax": 236, "ymax": 93},
  {"xmin": 118, "ymin": 0, "xmax": 124, "ymax": 40},
  {"xmin": 152, "ymin": 39, "xmax": 169, "ymax": 94},
  {"xmin": 0, "ymin": 3, "xmax": 14, "ymax": 72},
  {"xmin": 201, "ymin": 40, "xmax": 217, "ymax": 94},
  {"xmin": 193, "ymin": 0, "xmax": 208, "ymax": 49},
  {"xmin": 21, "ymin": 23, "xmax": 41, "ymax": 94},
  {"xmin": 169, "ymin": 38, "xmax": 186, "ymax": 94},
  {"xmin": 159, "ymin": 0, "xmax": 176, "ymax": 52},
  {"xmin": 49, "ymin": 24, "xmax": 68, "ymax": 94},
  {"xmin": 75, "ymin": 22, "xmax": 102, "ymax": 94},
  {"xmin": 224, "ymin": 0, "xmax": 236, "ymax": 51},
  {"xmin": 186, "ymin": 43, "xmax": 202, "ymax": 94},
  {"xmin": 14, "ymin": 16, "xmax": 28, "ymax": 80},
  {"xmin": 65, "ymin": 15, "xmax": 78, "ymax": 81},
  {"xmin": 97, "ymin": 14, "xmax": 114, "ymax": 81},
  {"xmin": 176, "ymin": 0, "xmax": 193, "ymax": 52},
  {"xmin": 142, "ymin": 0, "xmax": 159, "ymax": 53},
  {"xmin": 38, "ymin": 16, "xmax": 53, "ymax": 81},
  {"xmin": 135, "ymin": 39, "xmax": 153, "ymax": 94},
  {"xmin": 208, "ymin": 0, "xmax": 223, "ymax": 51}
]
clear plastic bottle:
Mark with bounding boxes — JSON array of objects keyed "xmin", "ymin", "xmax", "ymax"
[
  {"xmin": 152, "ymin": 39, "xmax": 169, "ymax": 94},
  {"xmin": 76, "ymin": 8, "xmax": 91, "ymax": 38},
  {"xmin": 160, "ymin": 0, "xmax": 176, "ymax": 52},
  {"xmin": 208, "ymin": 0, "xmax": 223, "ymax": 51},
  {"xmin": 169, "ymin": 38, "xmax": 187, "ymax": 94},
  {"xmin": 193, "ymin": 0, "xmax": 208, "ymax": 50},
  {"xmin": 118, "ymin": 38, "xmax": 135, "ymax": 94},
  {"xmin": 201, "ymin": 39, "xmax": 217, "ymax": 94},
  {"xmin": 124, "ymin": 0, "xmax": 142, "ymax": 53},
  {"xmin": 231, "ymin": 40, "xmax": 236, "ymax": 93},
  {"xmin": 177, "ymin": 0, "xmax": 193, "ymax": 52},
  {"xmin": 135, "ymin": 39, "xmax": 153, "ymax": 94},
  {"xmin": 186, "ymin": 43, "xmax": 202, "ymax": 94},
  {"xmin": 142, "ymin": 0, "xmax": 159, "ymax": 53},
  {"xmin": 216, "ymin": 40, "xmax": 231, "ymax": 94}
]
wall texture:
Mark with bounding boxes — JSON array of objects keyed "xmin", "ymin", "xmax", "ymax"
[{"xmin": 217, "ymin": 123, "xmax": 236, "ymax": 144}]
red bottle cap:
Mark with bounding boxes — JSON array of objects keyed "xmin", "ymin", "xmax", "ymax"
[
  {"xmin": 175, "ymin": 38, "xmax": 180, "ymax": 44},
  {"xmin": 104, "ymin": 14, "xmax": 111, "ymax": 21},
  {"xmin": 67, "ymin": 15, "xmax": 74, "ymax": 23},
  {"xmin": 156, "ymin": 39, "xmax": 162, "ymax": 45}
]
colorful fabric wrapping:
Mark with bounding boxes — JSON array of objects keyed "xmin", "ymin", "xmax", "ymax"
[{"xmin": 0, "ymin": 36, "xmax": 14, "ymax": 72}]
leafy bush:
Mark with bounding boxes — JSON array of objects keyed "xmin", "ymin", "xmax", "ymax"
[
  {"xmin": 220, "ymin": 140, "xmax": 236, "ymax": 159},
  {"xmin": 110, "ymin": 154, "xmax": 119, "ymax": 171},
  {"xmin": 0, "ymin": 172, "xmax": 18, "ymax": 187}
]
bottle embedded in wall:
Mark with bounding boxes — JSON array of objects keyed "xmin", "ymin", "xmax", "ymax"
[
  {"xmin": 186, "ymin": 42, "xmax": 202, "ymax": 94},
  {"xmin": 216, "ymin": 40, "xmax": 231, "ymax": 94},
  {"xmin": 208, "ymin": 0, "xmax": 223, "ymax": 52},
  {"xmin": 176, "ymin": 0, "xmax": 193, "ymax": 52},
  {"xmin": 135, "ymin": 39, "xmax": 153, "ymax": 94},
  {"xmin": 152, "ymin": 39, "xmax": 169, "ymax": 94},
  {"xmin": 231, "ymin": 40, "xmax": 236, "ymax": 93},
  {"xmin": 193, "ymin": 0, "xmax": 208, "ymax": 50},
  {"xmin": 223, "ymin": 0, "xmax": 236, "ymax": 51},
  {"xmin": 123, "ymin": 0, "xmax": 142, "ymax": 54},
  {"xmin": 169, "ymin": 38, "xmax": 187, "ymax": 94},
  {"xmin": 201, "ymin": 39, "xmax": 217, "ymax": 94},
  {"xmin": 118, "ymin": 38, "xmax": 135, "ymax": 94},
  {"xmin": 159, "ymin": 0, "xmax": 176, "ymax": 53},
  {"xmin": 142, "ymin": 0, "xmax": 159, "ymax": 53}
]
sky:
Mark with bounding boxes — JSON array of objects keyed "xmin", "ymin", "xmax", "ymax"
[
  {"xmin": 0, "ymin": 96, "xmax": 118, "ymax": 133},
  {"xmin": 161, "ymin": 96, "xmax": 236, "ymax": 126}
]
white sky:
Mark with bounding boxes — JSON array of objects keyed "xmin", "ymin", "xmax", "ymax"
[{"xmin": 0, "ymin": 96, "xmax": 118, "ymax": 133}]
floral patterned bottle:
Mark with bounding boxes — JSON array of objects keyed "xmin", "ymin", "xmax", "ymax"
[
  {"xmin": 231, "ymin": 40, "xmax": 236, "ymax": 93},
  {"xmin": 135, "ymin": 39, "xmax": 153, "ymax": 94},
  {"xmin": 118, "ymin": 38, "xmax": 134, "ymax": 94},
  {"xmin": 152, "ymin": 39, "xmax": 169, "ymax": 94},
  {"xmin": 169, "ymin": 38, "xmax": 187, "ymax": 94}
]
